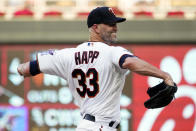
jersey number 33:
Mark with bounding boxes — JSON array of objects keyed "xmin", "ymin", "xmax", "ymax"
[{"xmin": 72, "ymin": 68, "xmax": 99, "ymax": 98}]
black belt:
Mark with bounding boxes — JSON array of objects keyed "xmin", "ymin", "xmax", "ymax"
[{"xmin": 83, "ymin": 114, "xmax": 120, "ymax": 129}]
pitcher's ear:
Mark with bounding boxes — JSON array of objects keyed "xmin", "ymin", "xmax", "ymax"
[{"xmin": 92, "ymin": 24, "xmax": 100, "ymax": 34}]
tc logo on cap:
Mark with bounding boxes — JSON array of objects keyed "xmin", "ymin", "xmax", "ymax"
[{"xmin": 108, "ymin": 8, "xmax": 115, "ymax": 15}]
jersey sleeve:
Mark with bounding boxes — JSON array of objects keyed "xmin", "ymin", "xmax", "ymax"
[
  {"xmin": 111, "ymin": 46, "xmax": 136, "ymax": 69},
  {"xmin": 37, "ymin": 49, "xmax": 72, "ymax": 79}
]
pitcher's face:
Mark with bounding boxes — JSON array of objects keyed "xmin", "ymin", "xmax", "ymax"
[{"xmin": 98, "ymin": 23, "xmax": 118, "ymax": 44}]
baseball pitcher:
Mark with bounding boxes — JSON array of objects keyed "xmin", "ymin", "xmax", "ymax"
[{"xmin": 17, "ymin": 7, "xmax": 177, "ymax": 131}]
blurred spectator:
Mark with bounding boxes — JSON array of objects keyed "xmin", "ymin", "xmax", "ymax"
[
  {"xmin": 7, "ymin": 0, "xmax": 34, "ymax": 8},
  {"xmin": 8, "ymin": 0, "xmax": 26, "ymax": 6},
  {"xmin": 133, "ymin": 0, "xmax": 155, "ymax": 3},
  {"xmin": 0, "ymin": 0, "xmax": 195, "ymax": 20}
]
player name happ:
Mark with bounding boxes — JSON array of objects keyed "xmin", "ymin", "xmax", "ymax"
[{"xmin": 75, "ymin": 51, "xmax": 99, "ymax": 65}]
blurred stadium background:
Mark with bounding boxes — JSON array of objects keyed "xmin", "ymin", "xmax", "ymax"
[{"xmin": 0, "ymin": 0, "xmax": 196, "ymax": 131}]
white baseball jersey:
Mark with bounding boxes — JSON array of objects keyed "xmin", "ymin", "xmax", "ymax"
[{"xmin": 37, "ymin": 42, "xmax": 134, "ymax": 122}]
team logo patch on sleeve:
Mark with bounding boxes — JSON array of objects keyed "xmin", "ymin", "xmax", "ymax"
[{"xmin": 40, "ymin": 49, "xmax": 57, "ymax": 56}]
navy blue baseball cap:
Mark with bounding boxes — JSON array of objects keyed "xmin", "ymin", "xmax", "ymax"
[{"xmin": 87, "ymin": 7, "xmax": 126, "ymax": 28}]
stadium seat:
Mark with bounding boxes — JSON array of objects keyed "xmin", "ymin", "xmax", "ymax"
[
  {"xmin": 0, "ymin": 12, "xmax": 5, "ymax": 16},
  {"xmin": 14, "ymin": 9, "xmax": 34, "ymax": 17},
  {"xmin": 44, "ymin": 11, "xmax": 62, "ymax": 17},
  {"xmin": 77, "ymin": 7, "xmax": 123, "ymax": 19},
  {"xmin": 133, "ymin": 11, "xmax": 153, "ymax": 18},
  {"xmin": 167, "ymin": 11, "xmax": 184, "ymax": 18},
  {"xmin": 77, "ymin": 12, "xmax": 90, "ymax": 19}
]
